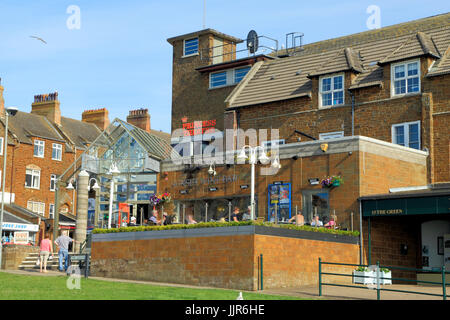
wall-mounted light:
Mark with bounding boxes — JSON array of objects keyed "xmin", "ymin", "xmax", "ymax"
[{"xmin": 320, "ymin": 143, "xmax": 328, "ymax": 152}]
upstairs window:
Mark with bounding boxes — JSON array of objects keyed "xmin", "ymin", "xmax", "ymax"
[
  {"xmin": 392, "ymin": 121, "xmax": 420, "ymax": 150},
  {"xmin": 50, "ymin": 174, "xmax": 57, "ymax": 191},
  {"xmin": 319, "ymin": 131, "xmax": 344, "ymax": 140},
  {"xmin": 0, "ymin": 137, "xmax": 3, "ymax": 155},
  {"xmin": 52, "ymin": 143, "xmax": 62, "ymax": 161},
  {"xmin": 320, "ymin": 74, "xmax": 344, "ymax": 107},
  {"xmin": 210, "ymin": 71, "xmax": 227, "ymax": 88},
  {"xmin": 392, "ymin": 60, "xmax": 420, "ymax": 96},
  {"xmin": 49, "ymin": 204, "xmax": 55, "ymax": 219},
  {"xmin": 34, "ymin": 140, "xmax": 45, "ymax": 158},
  {"xmin": 184, "ymin": 38, "xmax": 199, "ymax": 56},
  {"xmin": 234, "ymin": 66, "xmax": 251, "ymax": 83},
  {"xmin": 27, "ymin": 201, "xmax": 45, "ymax": 216},
  {"xmin": 210, "ymin": 66, "xmax": 251, "ymax": 89},
  {"xmin": 25, "ymin": 168, "xmax": 40, "ymax": 189}
]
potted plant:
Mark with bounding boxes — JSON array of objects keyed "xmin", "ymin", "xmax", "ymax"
[
  {"xmin": 380, "ymin": 268, "xmax": 392, "ymax": 285},
  {"xmin": 352, "ymin": 266, "xmax": 375, "ymax": 285}
]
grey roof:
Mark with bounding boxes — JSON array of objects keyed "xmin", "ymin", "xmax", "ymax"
[
  {"xmin": 5, "ymin": 203, "xmax": 45, "ymax": 220},
  {"xmin": 5, "ymin": 111, "xmax": 65, "ymax": 144},
  {"xmin": 58, "ymin": 116, "xmax": 102, "ymax": 150},
  {"xmin": 228, "ymin": 13, "xmax": 450, "ymax": 108}
]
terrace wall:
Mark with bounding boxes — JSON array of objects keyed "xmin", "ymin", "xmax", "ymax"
[{"xmin": 90, "ymin": 226, "xmax": 359, "ymax": 290}]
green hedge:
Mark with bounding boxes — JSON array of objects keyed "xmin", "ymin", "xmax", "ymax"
[{"xmin": 92, "ymin": 221, "xmax": 360, "ymax": 237}]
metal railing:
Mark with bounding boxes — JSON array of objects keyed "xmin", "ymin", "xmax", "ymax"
[{"xmin": 318, "ymin": 258, "xmax": 449, "ymax": 300}]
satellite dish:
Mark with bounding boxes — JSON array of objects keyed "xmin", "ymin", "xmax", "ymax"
[{"xmin": 246, "ymin": 30, "xmax": 259, "ymax": 54}]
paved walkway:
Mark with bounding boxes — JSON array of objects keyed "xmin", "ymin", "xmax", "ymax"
[{"xmin": 2, "ymin": 269, "xmax": 447, "ymax": 300}]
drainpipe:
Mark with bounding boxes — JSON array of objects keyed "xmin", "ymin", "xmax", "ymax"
[{"xmin": 348, "ymin": 90, "xmax": 355, "ymax": 136}]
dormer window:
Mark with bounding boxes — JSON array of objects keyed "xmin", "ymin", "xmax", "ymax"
[
  {"xmin": 319, "ymin": 74, "xmax": 344, "ymax": 107},
  {"xmin": 183, "ymin": 38, "xmax": 199, "ymax": 57},
  {"xmin": 391, "ymin": 60, "xmax": 420, "ymax": 96}
]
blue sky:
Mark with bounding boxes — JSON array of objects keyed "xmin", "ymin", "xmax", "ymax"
[{"xmin": 0, "ymin": 0, "xmax": 448, "ymax": 133}]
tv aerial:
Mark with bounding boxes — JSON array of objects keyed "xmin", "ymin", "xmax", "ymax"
[{"xmin": 246, "ymin": 30, "xmax": 259, "ymax": 54}]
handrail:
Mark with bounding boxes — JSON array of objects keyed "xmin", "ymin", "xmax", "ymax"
[{"xmin": 318, "ymin": 258, "xmax": 448, "ymax": 300}]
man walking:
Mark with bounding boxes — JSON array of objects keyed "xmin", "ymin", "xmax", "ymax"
[{"xmin": 54, "ymin": 230, "xmax": 73, "ymax": 272}]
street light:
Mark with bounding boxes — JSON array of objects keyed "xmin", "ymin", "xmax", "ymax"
[
  {"xmin": 237, "ymin": 145, "xmax": 274, "ymax": 220},
  {"xmin": 107, "ymin": 162, "xmax": 120, "ymax": 229},
  {"xmin": 87, "ymin": 178, "xmax": 100, "ymax": 191},
  {"xmin": 0, "ymin": 106, "xmax": 19, "ymax": 268}
]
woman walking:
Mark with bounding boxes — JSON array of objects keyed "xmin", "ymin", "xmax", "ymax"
[{"xmin": 39, "ymin": 233, "xmax": 53, "ymax": 273}]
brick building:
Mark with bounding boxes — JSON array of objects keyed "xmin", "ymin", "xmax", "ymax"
[
  {"xmin": 163, "ymin": 13, "xmax": 450, "ymax": 278},
  {"xmin": 0, "ymin": 87, "xmax": 104, "ymax": 244}
]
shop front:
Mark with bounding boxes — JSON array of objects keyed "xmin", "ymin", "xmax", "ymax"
[
  {"xmin": 360, "ymin": 186, "xmax": 450, "ymax": 281},
  {"xmin": 1, "ymin": 211, "xmax": 39, "ymax": 245}
]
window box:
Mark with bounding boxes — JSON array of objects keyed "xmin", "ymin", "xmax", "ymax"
[
  {"xmin": 353, "ymin": 270, "xmax": 375, "ymax": 285},
  {"xmin": 380, "ymin": 269, "xmax": 392, "ymax": 285}
]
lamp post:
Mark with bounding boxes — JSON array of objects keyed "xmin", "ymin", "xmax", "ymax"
[
  {"xmin": 237, "ymin": 145, "xmax": 271, "ymax": 220},
  {"xmin": 0, "ymin": 106, "xmax": 18, "ymax": 268},
  {"xmin": 107, "ymin": 163, "xmax": 120, "ymax": 229}
]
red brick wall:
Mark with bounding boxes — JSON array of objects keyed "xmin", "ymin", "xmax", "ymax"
[
  {"xmin": 90, "ymin": 232, "xmax": 359, "ymax": 290},
  {"xmin": 0, "ymin": 135, "xmax": 82, "ymax": 218}
]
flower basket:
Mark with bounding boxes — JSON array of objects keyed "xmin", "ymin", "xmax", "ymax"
[
  {"xmin": 380, "ymin": 269, "xmax": 392, "ymax": 285},
  {"xmin": 321, "ymin": 176, "xmax": 344, "ymax": 188}
]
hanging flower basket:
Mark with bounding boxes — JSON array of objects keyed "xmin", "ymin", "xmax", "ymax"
[
  {"xmin": 321, "ymin": 176, "xmax": 344, "ymax": 188},
  {"xmin": 149, "ymin": 193, "xmax": 172, "ymax": 208}
]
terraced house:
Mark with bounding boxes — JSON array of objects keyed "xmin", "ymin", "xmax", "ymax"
[
  {"xmin": 162, "ymin": 13, "xmax": 450, "ymax": 281},
  {"xmin": 0, "ymin": 87, "xmax": 103, "ymax": 244}
]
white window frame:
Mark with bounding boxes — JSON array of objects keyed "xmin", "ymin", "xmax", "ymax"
[
  {"xmin": 391, "ymin": 120, "xmax": 421, "ymax": 150},
  {"xmin": 391, "ymin": 59, "xmax": 421, "ymax": 97},
  {"xmin": 27, "ymin": 201, "xmax": 45, "ymax": 216},
  {"xmin": 319, "ymin": 73, "xmax": 345, "ymax": 108},
  {"xmin": 34, "ymin": 140, "xmax": 45, "ymax": 158},
  {"xmin": 0, "ymin": 137, "xmax": 3, "ymax": 156},
  {"xmin": 25, "ymin": 169, "xmax": 41, "ymax": 189},
  {"xmin": 183, "ymin": 38, "xmax": 199, "ymax": 57},
  {"xmin": 319, "ymin": 131, "xmax": 344, "ymax": 140},
  {"xmin": 50, "ymin": 174, "xmax": 57, "ymax": 192},
  {"xmin": 209, "ymin": 66, "xmax": 252, "ymax": 89},
  {"xmin": 52, "ymin": 143, "xmax": 62, "ymax": 161},
  {"xmin": 49, "ymin": 204, "xmax": 55, "ymax": 219}
]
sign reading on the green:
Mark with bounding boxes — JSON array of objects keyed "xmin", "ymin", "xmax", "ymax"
[{"xmin": 362, "ymin": 195, "xmax": 449, "ymax": 217}]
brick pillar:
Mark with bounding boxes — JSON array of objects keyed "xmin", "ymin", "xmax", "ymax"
[
  {"xmin": 421, "ymin": 92, "xmax": 434, "ymax": 184},
  {"xmin": 0, "ymin": 84, "xmax": 5, "ymax": 115},
  {"xmin": 74, "ymin": 170, "xmax": 89, "ymax": 252}
]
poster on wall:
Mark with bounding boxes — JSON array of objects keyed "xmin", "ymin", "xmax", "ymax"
[
  {"xmin": 14, "ymin": 232, "xmax": 29, "ymax": 245},
  {"xmin": 267, "ymin": 183, "xmax": 291, "ymax": 222},
  {"xmin": 87, "ymin": 198, "xmax": 96, "ymax": 229}
]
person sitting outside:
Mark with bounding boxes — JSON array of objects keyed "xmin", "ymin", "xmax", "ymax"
[
  {"xmin": 242, "ymin": 206, "xmax": 252, "ymax": 221},
  {"xmin": 186, "ymin": 213, "xmax": 197, "ymax": 224},
  {"xmin": 231, "ymin": 207, "xmax": 240, "ymax": 222},
  {"xmin": 324, "ymin": 216, "xmax": 336, "ymax": 229},
  {"xmin": 311, "ymin": 215, "xmax": 323, "ymax": 227},
  {"xmin": 129, "ymin": 216, "xmax": 137, "ymax": 226},
  {"xmin": 149, "ymin": 210, "xmax": 161, "ymax": 225},
  {"xmin": 288, "ymin": 212, "xmax": 304, "ymax": 226}
]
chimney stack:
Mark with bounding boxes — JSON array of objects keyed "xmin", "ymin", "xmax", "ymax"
[
  {"xmin": 82, "ymin": 108, "xmax": 110, "ymax": 131},
  {"xmin": 31, "ymin": 92, "xmax": 61, "ymax": 125},
  {"xmin": 127, "ymin": 108, "xmax": 151, "ymax": 132},
  {"xmin": 0, "ymin": 78, "xmax": 4, "ymax": 115}
]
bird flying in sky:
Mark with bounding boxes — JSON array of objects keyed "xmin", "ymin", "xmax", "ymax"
[{"xmin": 30, "ymin": 35, "xmax": 47, "ymax": 44}]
